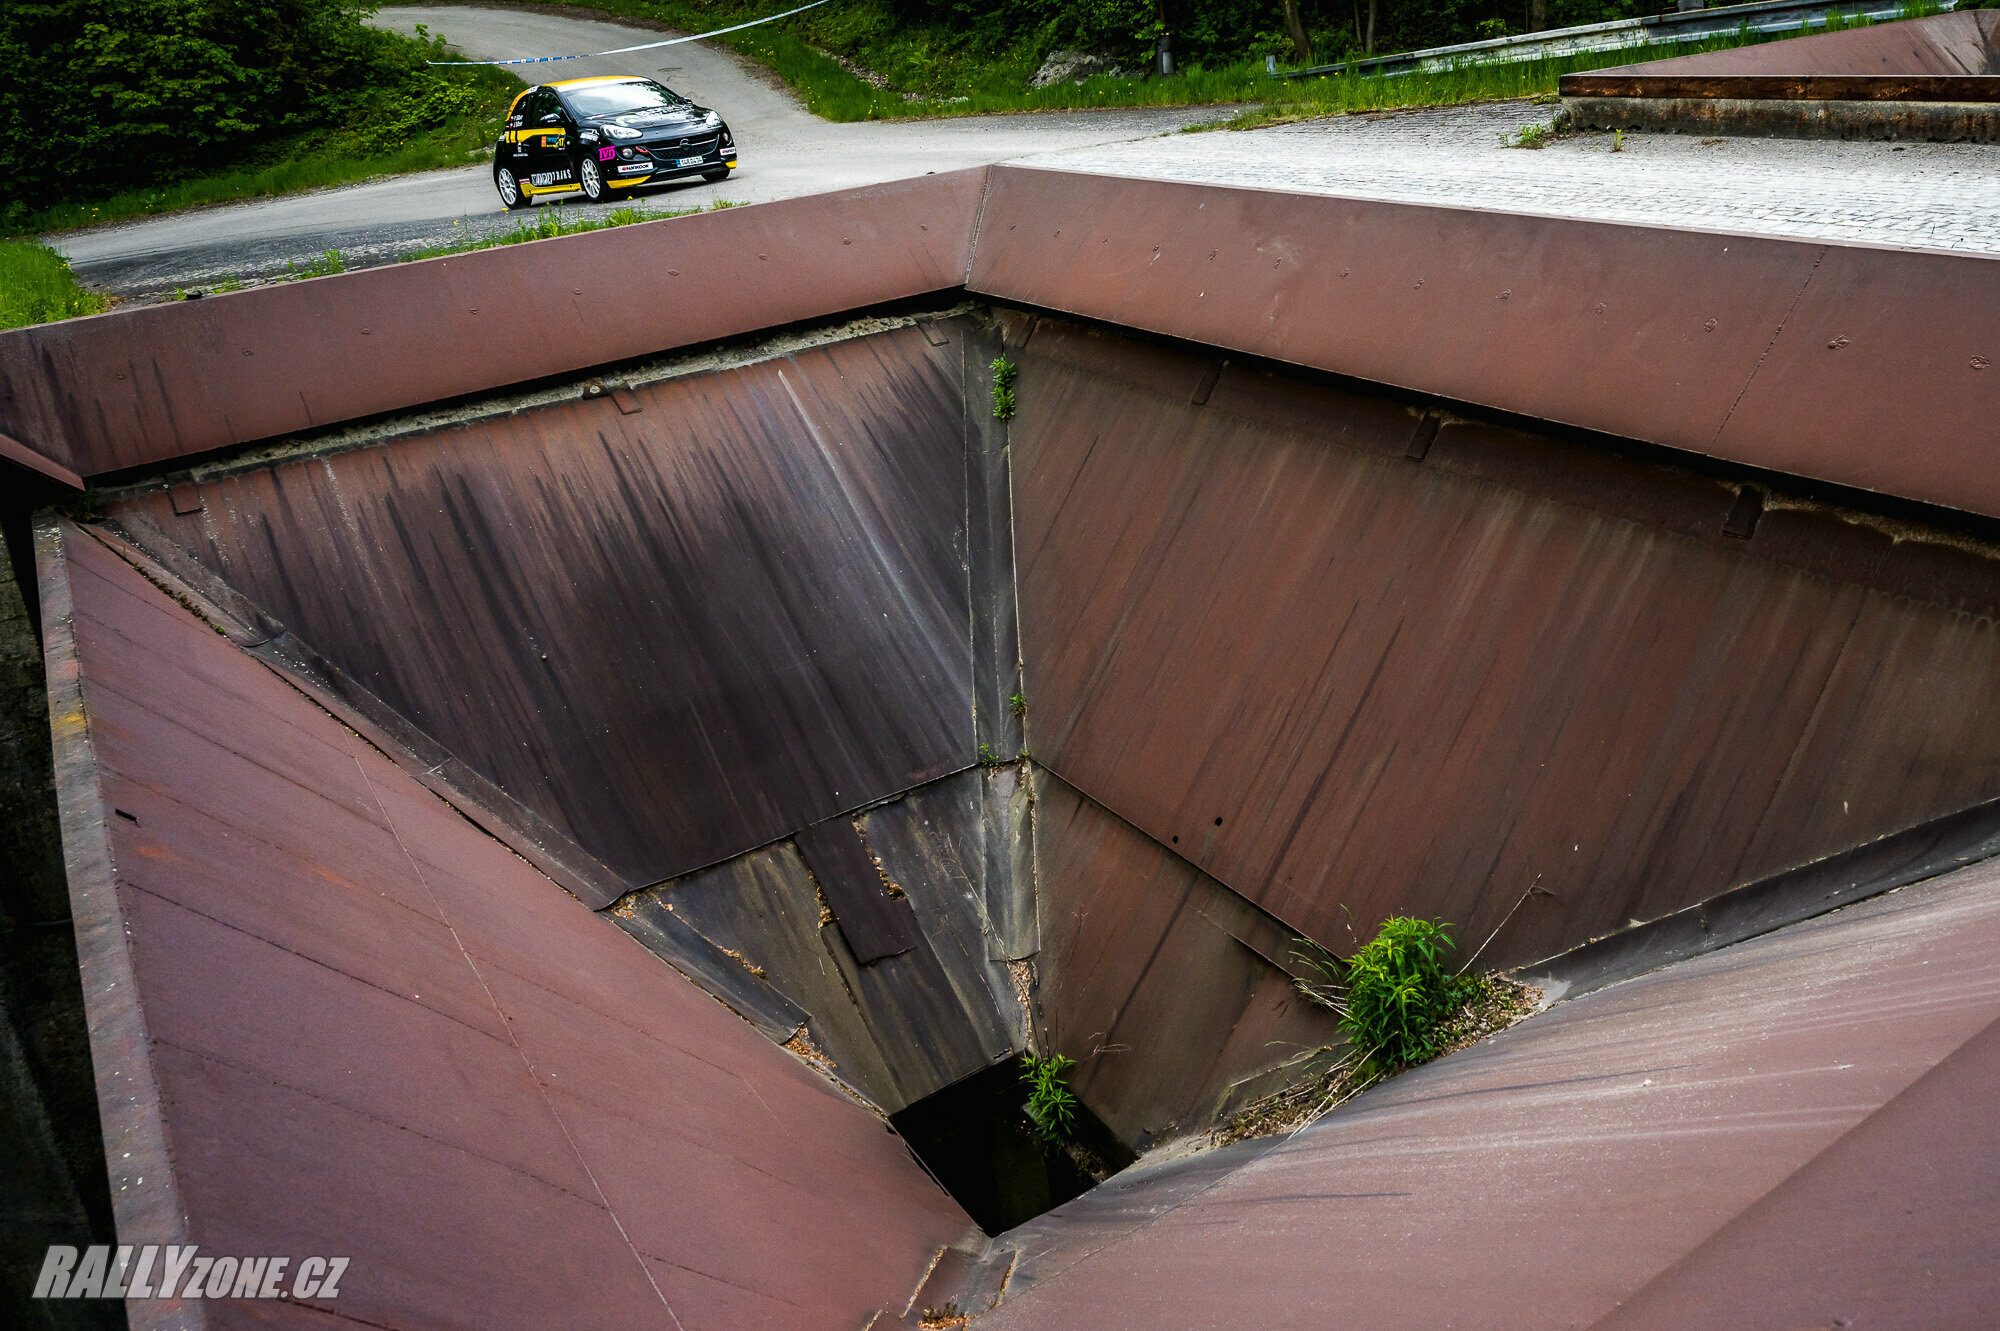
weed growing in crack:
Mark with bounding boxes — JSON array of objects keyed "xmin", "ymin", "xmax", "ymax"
[
  {"xmin": 1010, "ymin": 690, "xmax": 1028, "ymax": 717},
  {"xmin": 990, "ymin": 356, "xmax": 1018, "ymax": 421},
  {"xmin": 1020, "ymin": 1052, "xmax": 1078, "ymax": 1143}
]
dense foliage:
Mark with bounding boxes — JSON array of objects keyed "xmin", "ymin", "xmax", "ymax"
[{"xmin": 0, "ymin": 0, "xmax": 503, "ymax": 225}]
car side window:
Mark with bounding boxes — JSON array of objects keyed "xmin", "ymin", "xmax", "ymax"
[{"xmin": 532, "ymin": 89, "xmax": 563, "ymax": 125}]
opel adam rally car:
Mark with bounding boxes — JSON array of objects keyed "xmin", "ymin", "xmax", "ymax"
[{"xmin": 494, "ymin": 76, "xmax": 737, "ymax": 209}]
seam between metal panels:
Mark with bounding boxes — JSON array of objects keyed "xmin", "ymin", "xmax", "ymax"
[
  {"xmin": 33, "ymin": 514, "xmax": 207, "ymax": 1331},
  {"xmin": 1711, "ymin": 245, "xmax": 1828, "ymax": 450},
  {"xmin": 352, "ymin": 754, "xmax": 688, "ymax": 1327}
]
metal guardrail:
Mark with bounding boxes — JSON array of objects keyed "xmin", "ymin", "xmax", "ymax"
[{"xmin": 1274, "ymin": 0, "xmax": 1961, "ymax": 79}]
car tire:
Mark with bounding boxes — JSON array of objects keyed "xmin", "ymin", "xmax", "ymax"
[
  {"xmin": 702, "ymin": 166, "xmax": 732, "ymax": 183},
  {"xmin": 495, "ymin": 166, "xmax": 532, "ymax": 211},
  {"xmin": 578, "ymin": 155, "xmax": 608, "ymax": 203}
]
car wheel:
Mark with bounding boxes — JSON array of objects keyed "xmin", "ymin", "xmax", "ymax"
[
  {"xmin": 702, "ymin": 166, "xmax": 732, "ymax": 183},
  {"xmin": 578, "ymin": 155, "xmax": 608, "ymax": 203},
  {"xmin": 495, "ymin": 166, "xmax": 531, "ymax": 211}
]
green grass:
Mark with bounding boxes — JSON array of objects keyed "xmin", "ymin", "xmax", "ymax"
[
  {"xmin": 17, "ymin": 64, "xmax": 522, "ymax": 238},
  {"xmin": 0, "ymin": 242, "xmax": 108, "ymax": 331},
  {"xmin": 398, "ymin": 199, "xmax": 742, "ymax": 262}
]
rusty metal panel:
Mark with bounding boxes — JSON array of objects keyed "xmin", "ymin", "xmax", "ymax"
[
  {"xmin": 1009, "ymin": 316, "xmax": 2000, "ymax": 971},
  {"xmin": 40, "ymin": 518, "xmax": 969, "ymax": 1328},
  {"xmin": 109, "ymin": 322, "xmax": 976, "ymax": 888},
  {"xmin": 969, "ymin": 166, "xmax": 2000, "ymax": 519},
  {"xmin": 797, "ymin": 816, "xmax": 922, "ymax": 963},
  {"xmin": 1030, "ymin": 769, "xmax": 1342, "ymax": 1149},
  {"xmin": 643, "ymin": 770, "xmax": 1018, "ymax": 1114},
  {"xmin": 0, "ymin": 170, "xmax": 986, "ymax": 479},
  {"xmin": 1562, "ymin": 74, "xmax": 1999, "ymax": 99},
  {"xmin": 1576, "ymin": 8, "xmax": 2000, "ymax": 81},
  {"xmin": 983, "ymin": 855, "xmax": 2000, "ymax": 1328},
  {"xmin": 1715, "ymin": 240, "xmax": 2000, "ymax": 516}
]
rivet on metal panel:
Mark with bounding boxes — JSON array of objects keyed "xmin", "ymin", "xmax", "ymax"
[
  {"xmin": 1975, "ymin": 357, "xmax": 1991, "ymax": 371},
  {"xmin": 611, "ymin": 387, "xmax": 642, "ymax": 415},
  {"xmin": 1827, "ymin": 335, "xmax": 1851, "ymax": 350},
  {"xmin": 1723, "ymin": 486, "xmax": 1764, "ymax": 539},
  {"xmin": 1191, "ymin": 362, "xmax": 1224, "ymax": 406},
  {"xmin": 921, "ymin": 323, "xmax": 951, "ymax": 348},
  {"xmin": 167, "ymin": 484, "xmax": 203, "ymax": 516},
  {"xmin": 1404, "ymin": 413, "xmax": 1443, "ymax": 462},
  {"xmin": 583, "ymin": 379, "xmax": 606, "ymax": 399}
]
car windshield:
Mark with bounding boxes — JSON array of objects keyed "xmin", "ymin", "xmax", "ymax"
[{"xmin": 562, "ymin": 81, "xmax": 690, "ymax": 117}]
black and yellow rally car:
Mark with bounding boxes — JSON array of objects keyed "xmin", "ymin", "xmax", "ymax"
[{"xmin": 494, "ymin": 76, "xmax": 737, "ymax": 209}]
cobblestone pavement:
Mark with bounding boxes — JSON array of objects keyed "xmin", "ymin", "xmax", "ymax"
[{"xmin": 1018, "ymin": 101, "xmax": 2000, "ymax": 254}]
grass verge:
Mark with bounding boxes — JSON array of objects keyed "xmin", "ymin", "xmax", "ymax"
[{"xmin": 0, "ymin": 242, "xmax": 108, "ymax": 331}]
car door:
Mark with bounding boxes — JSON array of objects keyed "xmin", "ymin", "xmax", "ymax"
[{"xmin": 520, "ymin": 88, "xmax": 573, "ymax": 191}]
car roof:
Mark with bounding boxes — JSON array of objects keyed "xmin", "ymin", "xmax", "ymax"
[{"xmin": 548, "ymin": 76, "xmax": 651, "ymax": 90}]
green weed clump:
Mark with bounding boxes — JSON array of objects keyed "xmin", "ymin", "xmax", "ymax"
[
  {"xmin": 990, "ymin": 356, "xmax": 1018, "ymax": 420},
  {"xmin": 1338, "ymin": 916, "xmax": 1478, "ymax": 1067},
  {"xmin": 1020, "ymin": 1051, "xmax": 1077, "ymax": 1143},
  {"xmin": 0, "ymin": 241, "xmax": 108, "ymax": 331}
]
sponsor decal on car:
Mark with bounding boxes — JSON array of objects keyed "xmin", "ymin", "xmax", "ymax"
[
  {"xmin": 529, "ymin": 170, "xmax": 574, "ymax": 186},
  {"xmin": 598, "ymin": 146, "xmax": 615, "ymax": 161}
]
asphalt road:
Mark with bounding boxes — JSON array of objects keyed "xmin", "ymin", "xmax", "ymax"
[{"xmin": 54, "ymin": 6, "xmax": 1230, "ymax": 298}]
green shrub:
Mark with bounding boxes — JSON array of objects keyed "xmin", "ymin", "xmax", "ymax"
[
  {"xmin": 1020, "ymin": 1051, "xmax": 1077, "ymax": 1142},
  {"xmin": 1339, "ymin": 916, "xmax": 1476, "ymax": 1067}
]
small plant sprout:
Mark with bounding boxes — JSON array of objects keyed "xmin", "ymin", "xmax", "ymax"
[
  {"xmin": 1508, "ymin": 121, "xmax": 1553, "ymax": 149},
  {"xmin": 1020, "ymin": 1051, "xmax": 1079, "ymax": 1143},
  {"xmin": 1010, "ymin": 690, "xmax": 1028, "ymax": 717},
  {"xmin": 1612, "ymin": 128, "xmax": 1624, "ymax": 153},
  {"xmin": 990, "ymin": 356, "xmax": 1018, "ymax": 420}
]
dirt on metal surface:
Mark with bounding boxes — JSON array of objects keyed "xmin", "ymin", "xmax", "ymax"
[
  {"xmin": 38, "ymin": 518, "xmax": 967, "ymax": 1329},
  {"xmin": 980, "ymin": 861, "xmax": 2000, "ymax": 1328},
  {"xmin": 108, "ymin": 322, "xmax": 976, "ymax": 889},
  {"xmin": 1008, "ymin": 314, "xmax": 2000, "ymax": 972}
]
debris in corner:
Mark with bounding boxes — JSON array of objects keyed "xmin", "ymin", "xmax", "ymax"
[{"xmin": 1212, "ymin": 917, "xmax": 1541, "ymax": 1147}]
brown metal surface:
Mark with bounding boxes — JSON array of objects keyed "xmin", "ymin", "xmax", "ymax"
[
  {"xmin": 982, "ymin": 857, "xmax": 2000, "ymax": 1328},
  {"xmin": 110, "ymin": 322, "xmax": 976, "ymax": 889},
  {"xmin": 1009, "ymin": 315, "xmax": 2000, "ymax": 971},
  {"xmin": 796, "ymin": 816, "xmax": 923, "ymax": 963},
  {"xmin": 1563, "ymin": 94, "xmax": 2000, "ymax": 142},
  {"xmin": 40, "ymin": 517, "xmax": 968, "ymax": 1328},
  {"xmin": 1563, "ymin": 73, "xmax": 1999, "ymax": 100},
  {"xmin": 1031, "ymin": 769, "xmax": 1342, "ymax": 1148},
  {"xmin": 969, "ymin": 165, "xmax": 2000, "ymax": 520},
  {"xmin": 633, "ymin": 769, "xmax": 1020, "ymax": 1113},
  {"xmin": 0, "ymin": 170, "xmax": 984, "ymax": 479},
  {"xmin": 1578, "ymin": 8, "xmax": 2000, "ymax": 80}
]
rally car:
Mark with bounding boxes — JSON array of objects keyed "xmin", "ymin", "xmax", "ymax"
[{"xmin": 494, "ymin": 76, "xmax": 737, "ymax": 209}]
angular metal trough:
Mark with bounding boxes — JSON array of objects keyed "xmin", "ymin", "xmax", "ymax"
[{"xmin": 3, "ymin": 162, "xmax": 1999, "ymax": 1327}]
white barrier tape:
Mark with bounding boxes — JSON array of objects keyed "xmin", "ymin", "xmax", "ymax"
[{"xmin": 426, "ymin": 0, "xmax": 834, "ymax": 66}]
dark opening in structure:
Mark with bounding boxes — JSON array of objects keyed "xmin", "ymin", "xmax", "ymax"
[{"xmin": 890, "ymin": 1059, "xmax": 1137, "ymax": 1235}]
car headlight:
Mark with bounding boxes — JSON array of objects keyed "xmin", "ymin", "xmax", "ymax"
[{"xmin": 605, "ymin": 125, "xmax": 642, "ymax": 140}]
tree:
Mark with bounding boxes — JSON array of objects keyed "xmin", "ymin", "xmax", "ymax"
[{"xmin": 1280, "ymin": 0, "xmax": 1312, "ymax": 62}]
